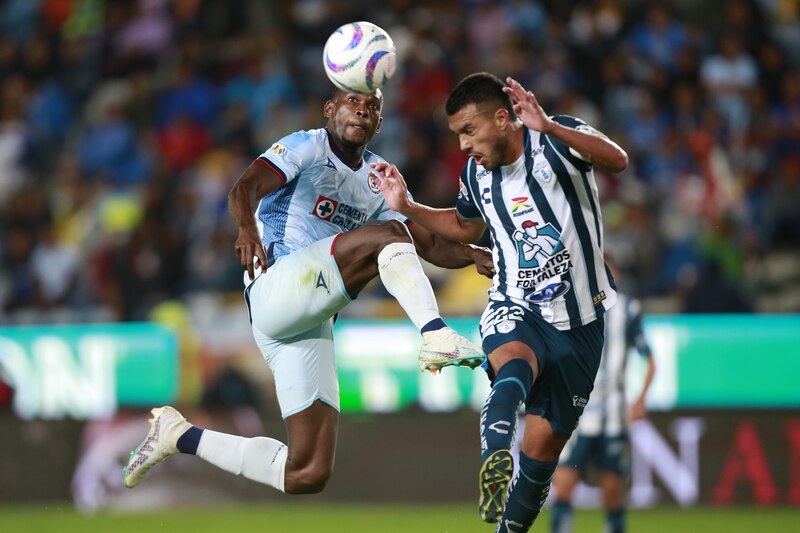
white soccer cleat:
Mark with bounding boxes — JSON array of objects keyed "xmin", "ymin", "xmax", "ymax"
[
  {"xmin": 123, "ymin": 406, "xmax": 191, "ymax": 488},
  {"xmin": 419, "ymin": 327, "xmax": 485, "ymax": 372}
]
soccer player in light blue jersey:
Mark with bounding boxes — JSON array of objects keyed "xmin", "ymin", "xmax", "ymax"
[
  {"xmin": 123, "ymin": 87, "xmax": 493, "ymax": 495},
  {"xmin": 376, "ymin": 72, "xmax": 629, "ymax": 531}
]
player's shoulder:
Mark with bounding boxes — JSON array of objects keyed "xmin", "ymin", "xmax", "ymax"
[
  {"xmin": 278, "ymin": 128, "xmax": 325, "ymax": 149},
  {"xmin": 264, "ymin": 128, "xmax": 326, "ymax": 162}
]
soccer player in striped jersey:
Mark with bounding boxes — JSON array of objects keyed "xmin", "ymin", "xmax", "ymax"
[
  {"xmin": 376, "ymin": 72, "xmax": 629, "ymax": 531},
  {"xmin": 123, "ymin": 88, "xmax": 493, "ymax": 495},
  {"xmin": 550, "ymin": 288, "xmax": 655, "ymax": 533}
]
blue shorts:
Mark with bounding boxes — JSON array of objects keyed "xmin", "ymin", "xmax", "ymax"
[
  {"xmin": 561, "ymin": 433, "xmax": 630, "ymax": 476},
  {"xmin": 479, "ymin": 301, "xmax": 605, "ymax": 438}
]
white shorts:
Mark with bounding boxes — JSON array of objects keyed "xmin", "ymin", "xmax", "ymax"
[
  {"xmin": 252, "ymin": 320, "xmax": 339, "ymax": 418},
  {"xmin": 246, "ymin": 236, "xmax": 350, "ymax": 417}
]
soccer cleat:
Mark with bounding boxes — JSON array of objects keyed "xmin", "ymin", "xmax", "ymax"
[
  {"xmin": 123, "ymin": 406, "xmax": 192, "ymax": 488},
  {"xmin": 419, "ymin": 327, "xmax": 485, "ymax": 372},
  {"xmin": 478, "ymin": 449, "xmax": 514, "ymax": 523}
]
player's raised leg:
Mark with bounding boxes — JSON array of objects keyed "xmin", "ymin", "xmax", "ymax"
[
  {"xmin": 125, "ymin": 320, "xmax": 341, "ymax": 494},
  {"xmin": 478, "ymin": 343, "xmax": 537, "ymax": 523},
  {"xmin": 123, "ymin": 402, "xmax": 335, "ymax": 494},
  {"xmin": 495, "ymin": 415, "xmax": 565, "ymax": 532},
  {"xmin": 334, "ymin": 220, "xmax": 484, "ymax": 371}
]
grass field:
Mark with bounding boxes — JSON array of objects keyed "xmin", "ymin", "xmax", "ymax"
[{"xmin": 2, "ymin": 504, "xmax": 798, "ymax": 533}]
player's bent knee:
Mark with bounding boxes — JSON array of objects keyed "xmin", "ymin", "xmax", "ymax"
[
  {"xmin": 285, "ymin": 464, "xmax": 333, "ymax": 495},
  {"xmin": 378, "ymin": 219, "xmax": 412, "ymax": 245}
]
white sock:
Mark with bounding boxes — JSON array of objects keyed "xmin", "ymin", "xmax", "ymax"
[
  {"xmin": 378, "ymin": 242, "xmax": 441, "ymax": 330},
  {"xmin": 196, "ymin": 430, "xmax": 288, "ymax": 492}
]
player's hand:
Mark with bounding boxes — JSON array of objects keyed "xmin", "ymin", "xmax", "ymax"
[
  {"xmin": 503, "ymin": 77, "xmax": 555, "ymax": 134},
  {"xmin": 235, "ymin": 226, "xmax": 267, "ymax": 281},
  {"xmin": 628, "ymin": 398, "xmax": 648, "ymax": 422},
  {"xmin": 470, "ymin": 245, "xmax": 495, "ymax": 278},
  {"xmin": 371, "ymin": 162, "xmax": 410, "ymax": 213}
]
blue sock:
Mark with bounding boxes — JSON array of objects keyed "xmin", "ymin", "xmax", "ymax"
[
  {"xmin": 421, "ymin": 318, "xmax": 446, "ymax": 333},
  {"xmin": 605, "ymin": 508, "xmax": 625, "ymax": 533},
  {"xmin": 550, "ymin": 500, "xmax": 574, "ymax": 533},
  {"xmin": 480, "ymin": 359, "xmax": 533, "ymax": 461},
  {"xmin": 496, "ymin": 452, "xmax": 557, "ymax": 533},
  {"xmin": 176, "ymin": 426, "xmax": 203, "ymax": 455}
]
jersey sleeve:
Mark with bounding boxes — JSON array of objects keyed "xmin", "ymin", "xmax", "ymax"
[
  {"xmin": 550, "ymin": 115, "xmax": 605, "ymax": 172},
  {"xmin": 256, "ymin": 130, "xmax": 317, "ymax": 185},
  {"xmin": 455, "ymin": 163, "xmax": 482, "ymax": 219},
  {"xmin": 625, "ymin": 298, "xmax": 653, "ymax": 359}
]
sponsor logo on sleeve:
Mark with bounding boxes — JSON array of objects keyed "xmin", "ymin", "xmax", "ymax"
[{"xmin": 269, "ymin": 143, "xmax": 287, "ymax": 156}]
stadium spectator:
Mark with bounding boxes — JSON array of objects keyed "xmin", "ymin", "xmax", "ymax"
[{"xmin": 0, "ymin": 0, "xmax": 796, "ymax": 326}]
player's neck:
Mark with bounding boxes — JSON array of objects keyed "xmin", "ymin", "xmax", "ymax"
[{"xmin": 326, "ymin": 129, "xmax": 365, "ymax": 169}]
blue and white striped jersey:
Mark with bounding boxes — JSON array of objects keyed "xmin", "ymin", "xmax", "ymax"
[
  {"xmin": 456, "ymin": 115, "xmax": 617, "ymax": 330},
  {"xmin": 577, "ymin": 293, "xmax": 652, "ymax": 436},
  {"xmin": 255, "ymin": 128, "xmax": 405, "ymax": 265}
]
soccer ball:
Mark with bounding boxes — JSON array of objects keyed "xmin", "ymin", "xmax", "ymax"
[{"xmin": 323, "ymin": 21, "xmax": 397, "ymax": 93}]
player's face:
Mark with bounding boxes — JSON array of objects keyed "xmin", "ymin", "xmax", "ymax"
[
  {"xmin": 448, "ymin": 103, "xmax": 509, "ymax": 170},
  {"xmin": 324, "ymin": 90, "xmax": 383, "ymax": 147}
]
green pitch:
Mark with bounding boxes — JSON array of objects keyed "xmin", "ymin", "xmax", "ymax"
[{"xmin": 1, "ymin": 504, "xmax": 798, "ymax": 532}]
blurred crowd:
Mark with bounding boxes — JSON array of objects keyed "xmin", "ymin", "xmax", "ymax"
[{"xmin": 2, "ymin": 0, "xmax": 800, "ymax": 325}]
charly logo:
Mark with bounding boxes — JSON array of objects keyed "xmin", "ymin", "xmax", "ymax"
[
  {"xmin": 458, "ymin": 180, "xmax": 469, "ymax": 201},
  {"xmin": 488, "ymin": 420, "xmax": 512, "ymax": 435},
  {"xmin": 573, "ymin": 395, "xmax": 588, "ymax": 408}
]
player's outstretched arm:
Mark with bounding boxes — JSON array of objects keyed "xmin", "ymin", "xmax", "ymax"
[
  {"xmin": 409, "ymin": 222, "xmax": 494, "ymax": 277},
  {"xmin": 228, "ymin": 160, "xmax": 284, "ymax": 280},
  {"xmin": 629, "ymin": 355, "xmax": 656, "ymax": 422},
  {"xmin": 372, "ymin": 162, "xmax": 487, "ymax": 244},
  {"xmin": 502, "ymin": 77, "xmax": 628, "ymax": 173}
]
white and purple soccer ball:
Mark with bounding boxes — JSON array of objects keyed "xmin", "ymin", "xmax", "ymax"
[{"xmin": 323, "ymin": 21, "xmax": 397, "ymax": 93}]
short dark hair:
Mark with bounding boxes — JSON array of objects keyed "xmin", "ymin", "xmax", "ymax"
[{"xmin": 445, "ymin": 72, "xmax": 516, "ymax": 120}]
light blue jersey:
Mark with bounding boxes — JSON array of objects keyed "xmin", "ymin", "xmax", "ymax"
[{"xmin": 255, "ymin": 128, "xmax": 406, "ymax": 266}]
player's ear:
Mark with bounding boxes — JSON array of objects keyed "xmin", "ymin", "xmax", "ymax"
[
  {"xmin": 323, "ymin": 100, "xmax": 334, "ymax": 119},
  {"xmin": 375, "ymin": 116, "xmax": 382, "ymax": 134},
  {"xmin": 495, "ymin": 107, "xmax": 510, "ymax": 129}
]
